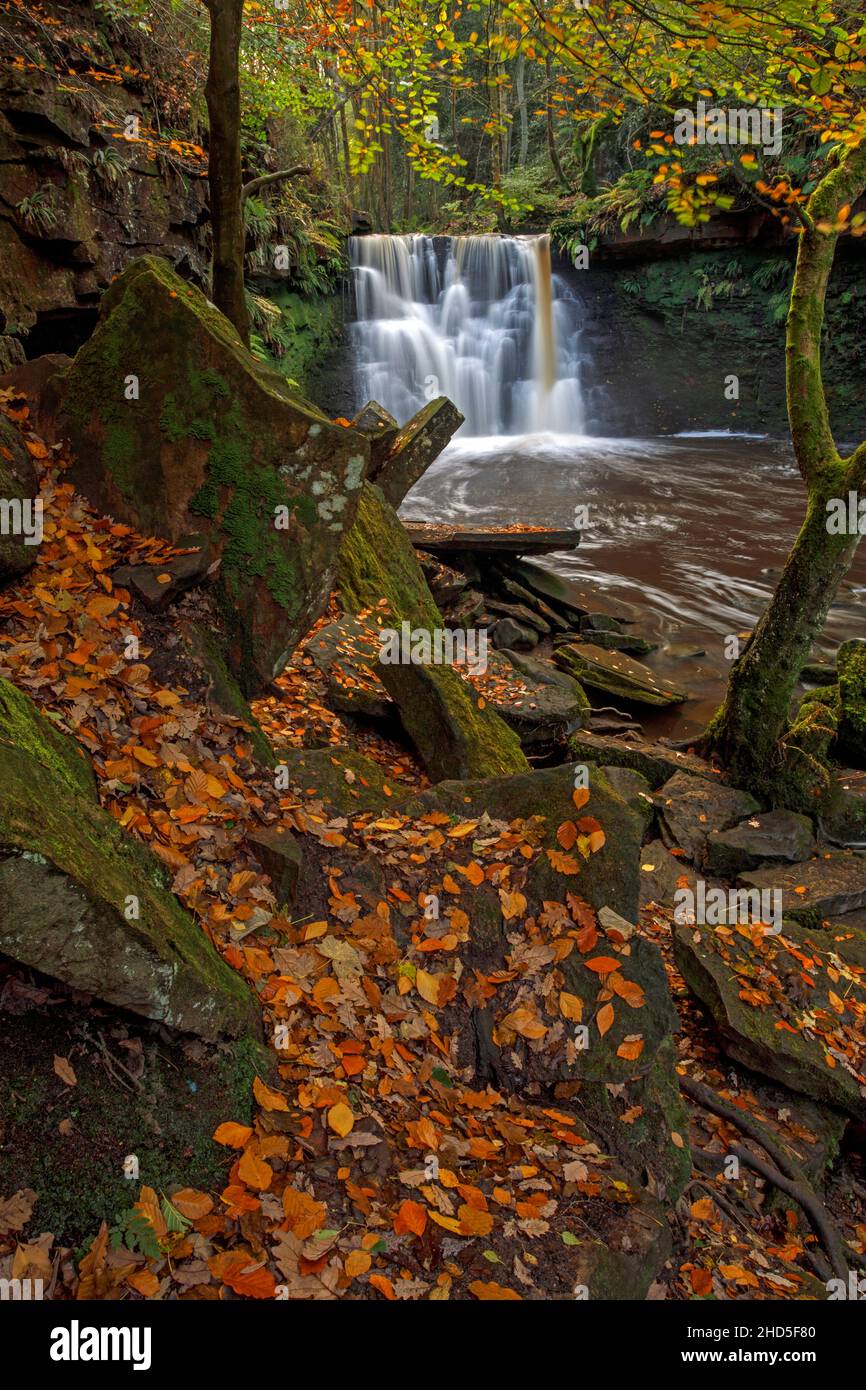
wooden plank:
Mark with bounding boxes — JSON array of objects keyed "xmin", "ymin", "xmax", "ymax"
[{"xmin": 402, "ymin": 521, "xmax": 580, "ymax": 556}]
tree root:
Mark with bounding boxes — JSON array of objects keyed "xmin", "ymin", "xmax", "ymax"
[{"xmin": 682, "ymin": 1075, "xmax": 851, "ymax": 1282}]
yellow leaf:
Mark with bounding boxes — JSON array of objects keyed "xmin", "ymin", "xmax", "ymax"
[{"xmin": 327, "ymin": 1102, "xmax": 354, "ymax": 1137}]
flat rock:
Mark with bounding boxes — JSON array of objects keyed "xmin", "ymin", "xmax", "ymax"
[
  {"xmin": 654, "ymin": 770, "xmax": 759, "ymax": 864},
  {"xmin": 556, "ymin": 642, "xmax": 687, "ymax": 707},
  {"xmin": 674, "ymin": 915, "xmax": 866, "ymax": 1117},
  {"xmin": 489, "ymin": 649, "xmax": 589, "ymax": 750},
  {"xmin": 305, "ymin": 614, "xmax": 394, "ymax": 721},
  {"xmin": 739, "ymin": 852, "xmax": 866, "ymax": 927},
  {"xmin": 112, "ymin": 537, "xmax": 212, "ymax": 612},
  {"xmin": 568, "ymin": 730, "xmax": 718, "ymax": 789},
  {"xmin": 706, "ymin": 809, "xmax": 816, "ymax": 877}
]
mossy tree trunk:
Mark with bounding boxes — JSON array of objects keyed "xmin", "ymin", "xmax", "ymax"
[
  {"xmin": 204, "ymin": 0, "xmax": 250, "ymax": 345},
  {"xmin": 703, "ymin": 144, "xmax": 866, "ymax": 793}
]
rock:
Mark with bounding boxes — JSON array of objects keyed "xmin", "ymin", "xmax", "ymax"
[
  {"xmin": 0, "ymin": 353, "xmax": 71, "ymax": 442},
  {"xmin": 739, "ymin": 852, "xmax": 866, "ymax": 927},
  {"xmin": 403, "ymin": 763, "xmax": 689, "ymax": 1196},
  {"xmin": 673, "ymin": 915, "xmax": 866, "ymax": 1118},
  {"xmin": 491, "ymin": 616, "xmax": 538, "ymax": 651},
  {"xmin": 0, "ymin": 335, "xmax": 25, "ymax": 375},
  {"xmin": 370, "ymin": 396, "xmax": 464, "ymax": 508},
  {"xmin": 654, "ymin": 770, "xmax": 759, "ymax": 864},
  {"xmin": 0, "ymin": 413, "xmax": 39, "ymax": 584},
  {"xmin": 56, "ymin": 256, "xmax": 368, "ymax": 694},
  {"xmin": 705, "ymin": 810, "xmax": 816, "ymax": 877},
  {"xmin": 417, "ymin": 553, "xmax": 467, "ymax": 607},
  {"xmin": 350, "ymin": 400, "xmax": 399, "ymax": 472},
  {"xmin": 568, "ymin": 730, "xmax": 717, "ymax": 788},
  {"xmin": 305, "ymin": 614, "xmax": 394, "ymax": 721},
  {"xmin": 276, "ymin": 745, "xmax": 402, "ymax": 815},
  {"xmin": 486, "ymin": 649, "xmax": 589, "ymax": 750},
  {"xmin": 0, "ymin": 679, "xmax": 258, "ymax": 1040},
  {"xmin": 664, "ymin": 642, "xmax": 707, "ymax": 661},
  {"xmin": 177, "ymin": 620, "xmax": 275, "ymax": 767},
  {"xmin": 600, "ymin": 765, "xmax": 654, "ymax": 821},
  {"xmin": 574, "ymin": 629, "xmax": 657, "ymax": 656},
  {"xmin": 338, "ymin": 483, "xmax": 528, "ymax": 781},
  {"xmin": 579, "ymin": 613, "xmax": 622, "ymax": 635},
  {"xmin": 555, "ymin": 642, "xmax": 687, "ymax": 707},
  {"xmin": 801, "ymin": 661, "xmax": 837, "ymax": 685},
  {"xmin": 449, "ymin": 587, "xmax": 486, "ymax": 628},
  {"xmin": 639, "ymin": 838, "xmax": 700, "ymax": 910},
  {"xmin": 112, "ymin": 536, "xmax": 213, "ymax": 612},
  {"xmin": 486, "ymin": 597, "xmax": 550, "ymax": 633},
  {"xmin": 496, "ymin": 575, "xmax": 570, "ymax": 631},
  {"xmin": 836, "ymin": 639, "xmax": 866, "ymax": 766},
  {"xmin": 246, "ymin": 827, "xmax": 302, "ymax": 909},
  {"xmin": 495, "ymin": 558, "xmax": 636, "ymax": 624}
]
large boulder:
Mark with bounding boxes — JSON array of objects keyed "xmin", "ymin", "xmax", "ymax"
[
  {"xmin": 0, "ymin": 679, "xmax": 258, "ymax": 1040},
  {"xmin": 338, "ymin": 483, "xmax": 528, "ymax": 780},
  {"xmin": 55, "ymin": 256, "xmax": 368, "ymax": 693},
  {"xmin": 653, "ymin": 770, "xmax": 759, "ymax": 865},
  {"xmin": 0, "ymin": 412, "xmax": 39, "ymax": 584},
  {"xmin": 369, "ymin": 396, "xmax": 464, "ymax": 508},
  {"xmin": 674, "ymin": 915, "xmax": 866, "ymax": 1117}
]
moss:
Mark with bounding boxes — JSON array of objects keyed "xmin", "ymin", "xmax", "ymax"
[
  {"xmin": 0, "ymin": 1002, "xmax": 269, "ymax": 1247},
  {"xmin": 0, "ymin": 678, "xmax": 95, "ymax": 800},
  {"xmin": 837, "ymin": 639, "xmax": 866, "ymax": 765}
]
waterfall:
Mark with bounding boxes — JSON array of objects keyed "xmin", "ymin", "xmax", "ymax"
[{"xmin": 348, "ymin": 233, "xmax": 585, "ymax": 436}]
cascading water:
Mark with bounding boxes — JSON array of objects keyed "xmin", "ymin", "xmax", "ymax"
[{"xmin": 348, "ymin": 233, "xmax": 585, "ymax": 435}]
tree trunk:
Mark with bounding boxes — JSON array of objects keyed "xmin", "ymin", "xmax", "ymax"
[
  {"xmin": 544, "ymin": 55, "xmax": 565, "ymax": 185},
  {"xmin": 515, "ymin": 54, "xmax": 529, "ymax": 167},
  {"xmin": 204, "ymin": 0, "xmax": 249, "ymax": 344},
  {"xmin": 703, "ymin": 145, "xmax": 866, "ymax": 793}
]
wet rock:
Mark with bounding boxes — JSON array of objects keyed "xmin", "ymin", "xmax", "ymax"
[
  {"xmin": 338, "ymin": 483, "xmax": 528, "ymax": 781},
  {"xmin": 487, "ymin": 596, "xmax": 550, "ymax": 633},
  {"xmin": 496, "ymin": 558, "xmax": 636, "ymax": 624},
  {"xmin": 705, "ymin": 810, "xmax": 816, "ymax": 877},
  {"xmin": 801, "ymin": 660, "xmax": 837, "ymax": 685},
  {"xmin": 654, "ymin": 770, "xmax": 759, "ymax": 864},
  {"xmin": 370, "ymin": 396, "xmax": 464, "ymax": 508},
  {"xmin": 556, "ymin": 642, "xmax": 687, "ymax": 707},
  {"xmin": 739, "ymin": 852, "xmax": 866, "ymax": 927},
  {"xmin": 417, "ymin": 553, "xmax": 467, "ymax": 607},
  {"xmin": 0, "ymin": 679, "xmax": 258, "ymax": 1040},
  {"xmin": 0, "ymin": 353, "xmax": 71, "ymax": 442},
  {"xmin": 664, "ymin": 642, "xmax": 707, "ymax": 661},
  {"xmin": 673, "ymin": 915, "xmax": 866, "ymax": 1117},
  {"xmin": 574, "ymin": 629, "xmax": 657, "ymax": 657},
  {"xmin": 496, "ymin": 574, "xmax": 570, "ymax": 631},
  {"xmin": 491, "ymin": 616, "xmax": 538, "ymax": 651},
  {"xmin": 57, "ymin": 256, "xmax": 368, "ymax": 694}
]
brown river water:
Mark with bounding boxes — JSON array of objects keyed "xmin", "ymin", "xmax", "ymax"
[{"xmin": 401, "ymin": 432, "xmax": 866, "ymax": 741}]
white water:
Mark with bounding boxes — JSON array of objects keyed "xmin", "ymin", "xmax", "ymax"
[{"xmin": 348, "ymin": 233, "xmax": 585, "ymax": 436}]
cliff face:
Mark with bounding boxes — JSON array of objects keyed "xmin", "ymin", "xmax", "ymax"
[{"xmin": 0, "ymin": 2, "xmax": 209, "ymax": 360}]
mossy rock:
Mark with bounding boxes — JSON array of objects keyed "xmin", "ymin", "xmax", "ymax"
[
  {"xmin": 276, "ymin": 745, "xmax": 401, "ymax": 814},
  {"xmin": 674, "ymin": 914, "xmax": 866, "ymax": 1117},
  {"xmin": 0, "ymin": 678, "xmax": 259, "ymax": 1041},
  {"xmin": 402, "ymin": 763, "xmax": 687, "ymax": 1192},
  {"xmin": 338, "ymin": 484, "xmax": 528, "ymax": 780},
  {"xmin": 58, "ymin": 256, "xmax": 369, "ymax": 694},
  {"xmin": 0, "ymin": 990, "xmax": 269, "ymax": 1247},
  {"xmin": 178, "ymin": 620, "xmax": 275, "ymax": 767},
  {"xmin": 0, "ymin": 413, "xmax": 38, "ymax": 584}
]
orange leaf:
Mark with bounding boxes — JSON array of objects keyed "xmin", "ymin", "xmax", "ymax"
[
  {"xmin": 213, "ymin": 1122, "xmax": 253, "ymax": 1149},
  {"xmin": 596, "ymin": 1003, "xmax": 615, "ymax": 1036},
  {"xmin": 394, "ymin": 1199, "xmax": 428, "ymax": 1237},
  {"xmin": 469, "ymin": 1280, "xmax": 521, "ymax": 1300}
]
